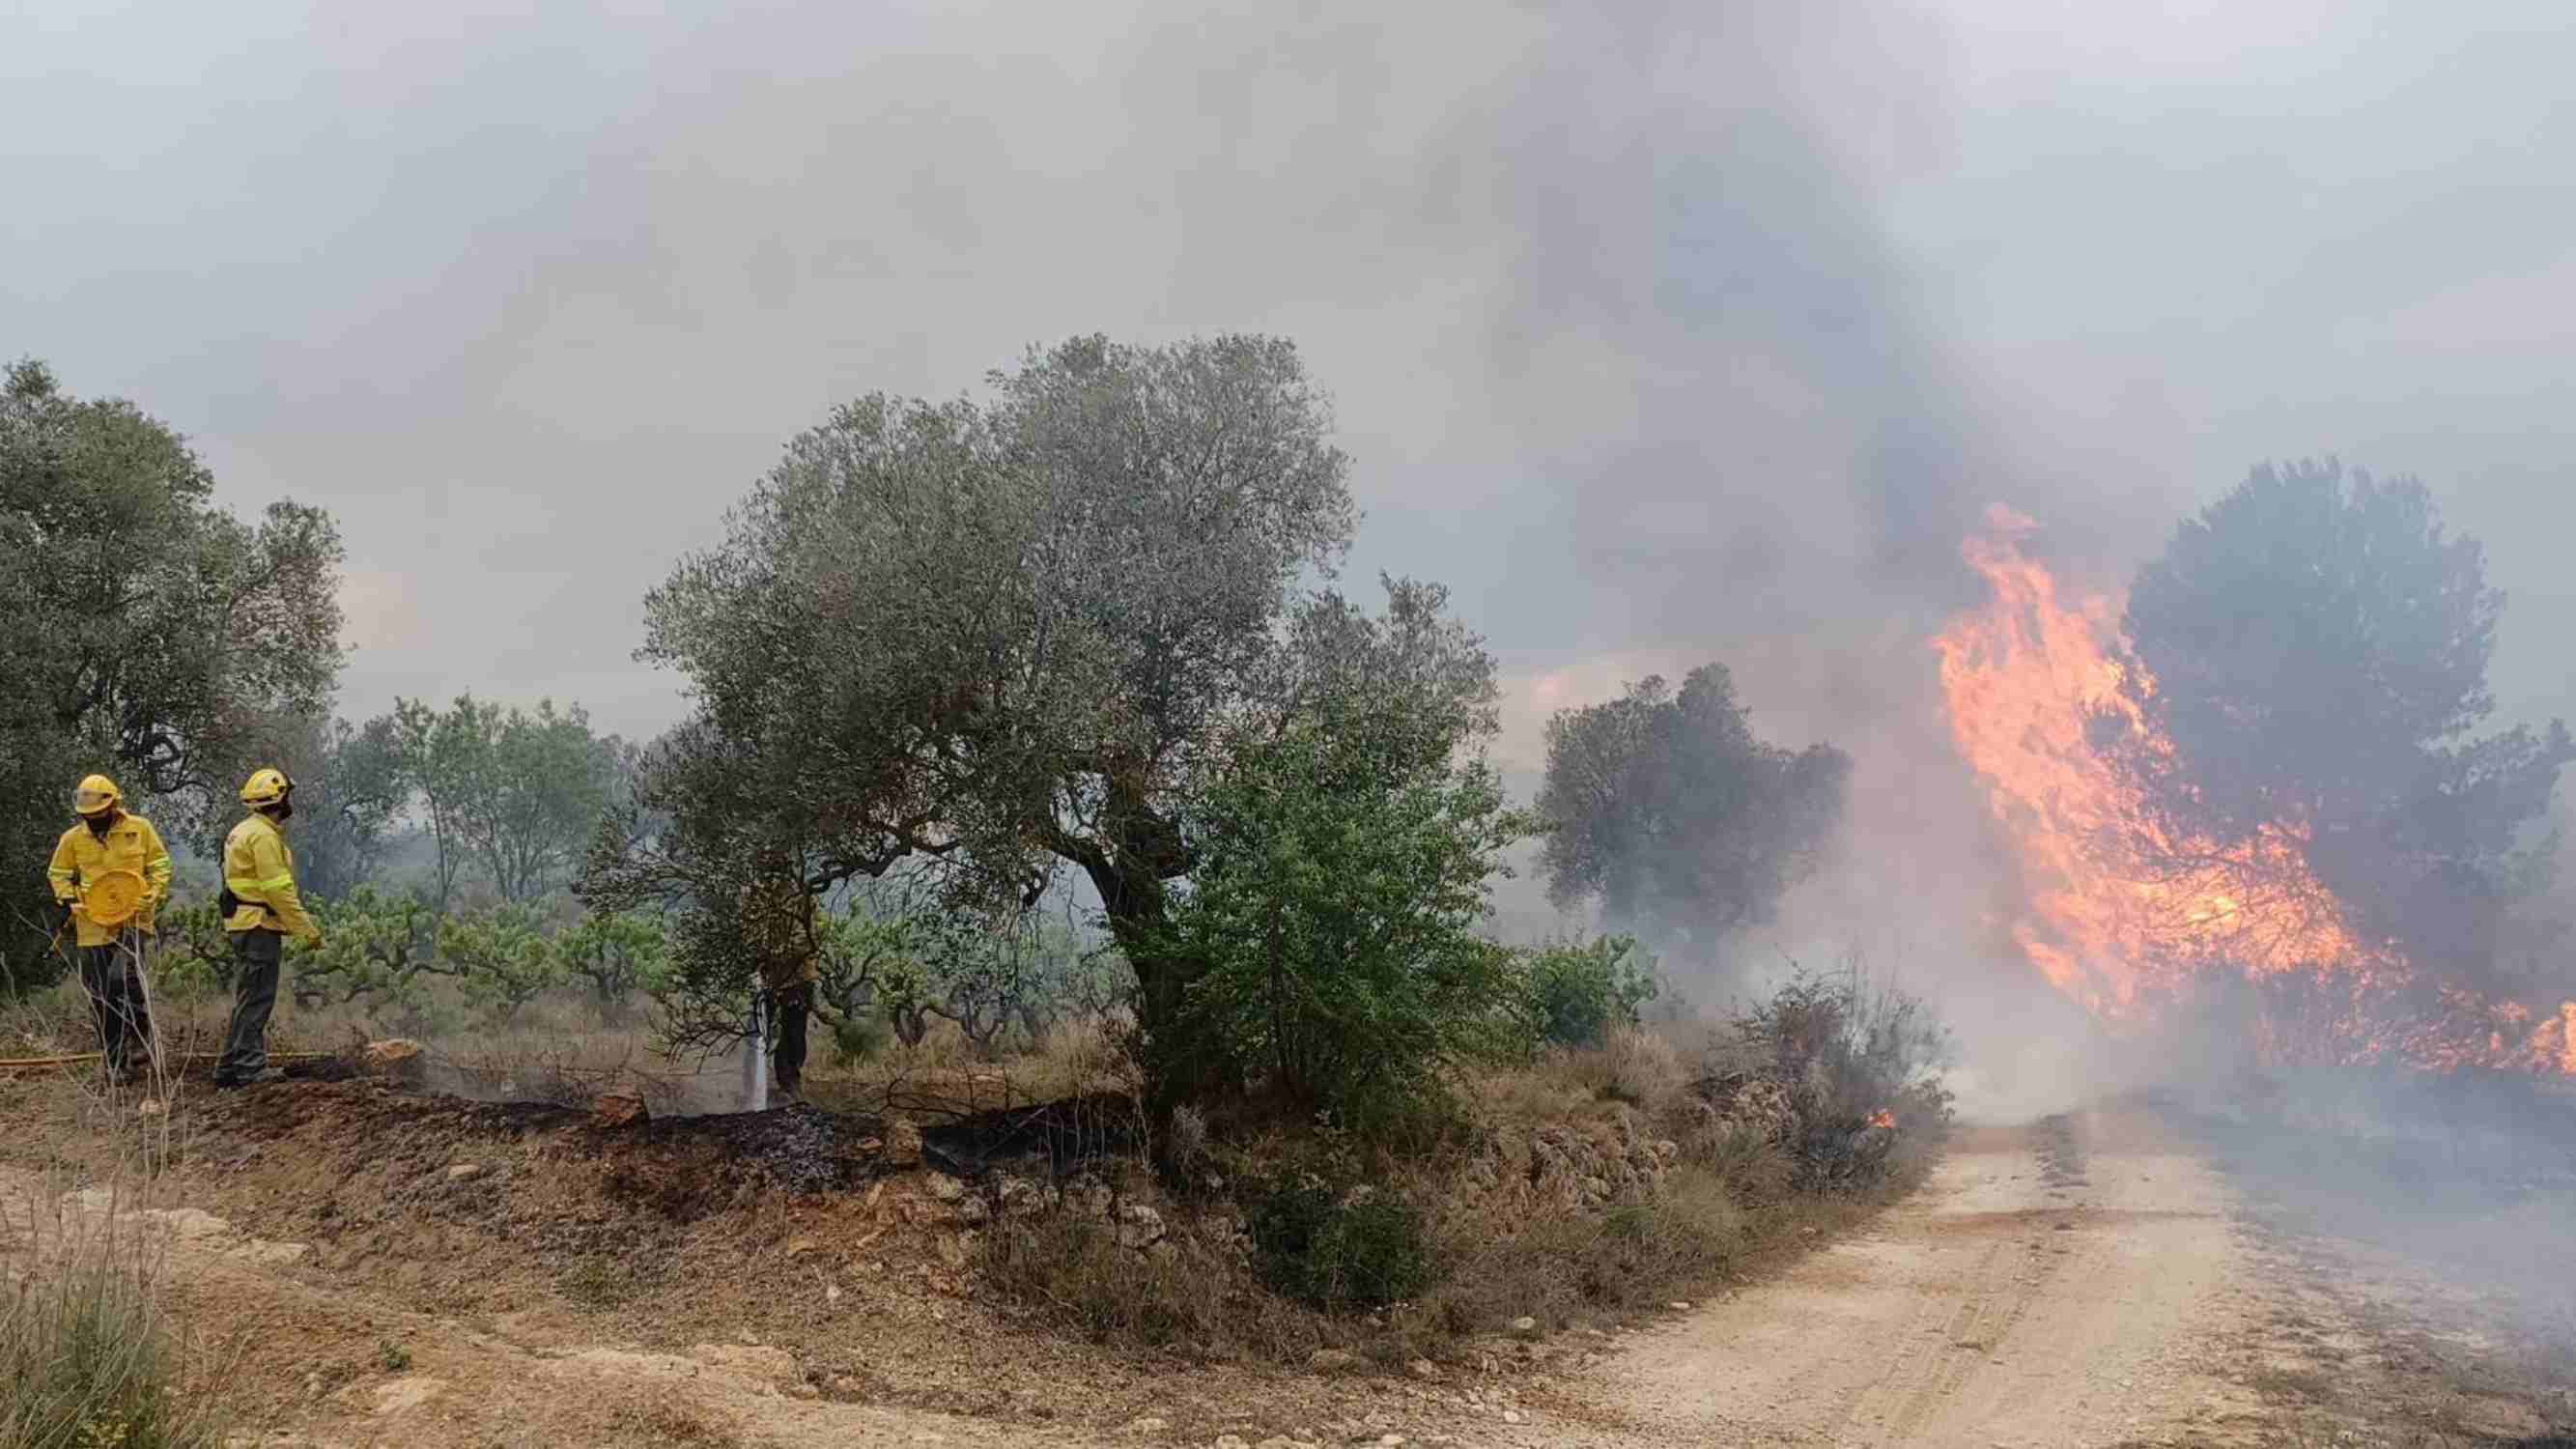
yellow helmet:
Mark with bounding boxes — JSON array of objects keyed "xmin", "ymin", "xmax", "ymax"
[
  {"xmin": 72, "ymin": 774, "xmax": 122, "ymax": 817},
  {"xmin": 240, "ymin": 767, "xmax": 294, "ymax": 807}
]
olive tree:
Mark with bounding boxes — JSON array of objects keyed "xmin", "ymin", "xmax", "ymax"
[
  {"xmin": 1537, "ymin": 664, "xmax": 1850, "ymax": 952},
  {"xmin": 588, "ymin": 334, "xmax": 1493, "ymax": 1104}
]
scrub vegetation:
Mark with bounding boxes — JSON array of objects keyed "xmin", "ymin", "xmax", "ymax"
[{"xmin": 2, "ymin": 338, "xmax": 1942, "ymax": 1435}]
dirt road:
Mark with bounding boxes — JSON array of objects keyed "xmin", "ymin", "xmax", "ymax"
[
  {"xmin": 1543, "ymin": 1111, "xmax": 2279, "ymax": 1448},
  {"xmin": 10, "ymin": 1103, "xmax": 2561, "ymax": 1447}
]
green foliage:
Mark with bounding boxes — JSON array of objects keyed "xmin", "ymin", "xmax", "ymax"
[
  {"xmin": 1521, "ymin": 934, "xmax": 1658, "ymax": 1047},
  {"xmin": 283, "ymin": 886, "xmax": 440, "ymax": 1010},
  {"xmin": 374, "ymin": 1340, "xmax": 410, "ymax": 1374},
  {"xmin": 0, "ymin": 357, "xmax": 345, "ymax": 995},
  {"xmin": 556, "ymin": 911, "xmax": 670, "ymax": 1011},
  {"xmin": 598, "ymin": 334, "xmax": 1499, "ymax": 1105},
  {"xmin": 2113, "ymin": 460, "xmax": 2574, "ymax": 986},
  {"xmin": 1537, "ymin": 664, "xmax": 1848, "ymax": 952},
  {"xmin": 264, "ymin": 715, "xmax": 406, "ymax": 903},
  {"xmin": 813, "ymin": 905, "xmax": 932, "ymax": 1041},
  {"xmin": 149, "ymin": 898, "xmax": 238, "ymax": 999},
  {"xmin": 440, "ymin": 905, "xmax": 566, "ymax": 1024},
  {"xmin": 809, "ymin": 897, "xmax": 1120, "ymax": 1058},
  {"xmin": 829, "ymin": 1012, "xmax": 890, "ymax": 1065},
  {"xmin": 387, "ymin": 695, "xmax": 621, "ymax": 909},
  {"xmin": 1165, "ymin": 705, "xmax": 1535, "ymax": 1136},
  {"xmin": 1247, "ymin": 1179, "xmax": 1431, "ymax": 1312}
]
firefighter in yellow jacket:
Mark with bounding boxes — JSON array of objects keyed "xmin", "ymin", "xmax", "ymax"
[
  {"xmin": 45, "ymin": 774, "xmax": 173, "ymax": 1085},
  {"xmin": 216, "ymin": 768, "xmax": 323, "ymax": 1089},
  {"xmin": 743, "ymin": 854, "xmax": 820, "ymax": 1102}
]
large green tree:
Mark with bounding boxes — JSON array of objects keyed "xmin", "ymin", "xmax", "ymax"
[
  {"xmin": 255, "ymin": 712, "xmax": 406, "ymax": 903},
  {"xmin": 2112, "ymin": 459, "xmax": 2574, "ymax": 984},
  {"xmin": 0, "ymin": 358, "xmax": 344, "ymax": 989},
  {"xmin": 387, "ymin": 694, "xmax": 619, "ymax": 908},
  {"xmin": 1537, "ymin": 664, "xmax": 1850, "ymax": 952},
  {"xmin": 588, "ymin": 334, "xmax": 1493, "ymax": 1103}
]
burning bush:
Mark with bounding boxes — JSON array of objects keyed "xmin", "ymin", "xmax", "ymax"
[{"xmin": 1724, "ymin": 965, "xmax": 1954, "ymax": 1192}]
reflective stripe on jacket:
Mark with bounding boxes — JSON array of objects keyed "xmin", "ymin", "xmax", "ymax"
[
  {"xmin": 223, "ymin": 812, "xmax": 317, "ymax": 940},
  {"xmin": 47, "ymin": 814, "xmax": 175, "ymax": 948}
]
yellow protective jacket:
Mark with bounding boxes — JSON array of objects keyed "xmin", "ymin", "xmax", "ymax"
[
  {"xmin": 222, "ymin": 812, "xmax": 319, "ymax": 941},
  {"xmin": 743, "ymin": 875, "xmax": 820, "ymax": 990},
  {"xmin": 47, "ymin": 813, "xmax": 175, "ymax": 948}
]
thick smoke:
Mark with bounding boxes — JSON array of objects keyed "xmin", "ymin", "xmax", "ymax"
[{"xmin": 1411, "ymin": 4, "xmax": 2108, "ymax": 1116}]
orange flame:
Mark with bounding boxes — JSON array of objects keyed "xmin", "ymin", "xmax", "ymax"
[{"xmin": 1933, "ymin": 504, "xmax": 2575, "ymax": 1076}]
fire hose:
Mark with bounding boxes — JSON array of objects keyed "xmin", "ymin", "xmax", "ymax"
[{"xmin": 0, "ymin": 1050, "xmax": 332, "ymax": 1077}]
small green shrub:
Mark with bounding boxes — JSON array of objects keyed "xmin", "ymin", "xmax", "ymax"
[
  {"xmin": 1521, "ymin": 935, "xmax": 1658, "ymax": 1048},
  {"xmin": 375, "ymin": 1340, "xmax": 411, "ymax": 1373},
  {"xmin": 830, "ymin": 1013, "xmax": 889, "ymax": 1066},
  {"xmin": 1161, "ymin": 711, "xmax": 1541, "ymax": 1143},
  {"xmin": 1248, "ymin": 1180, "xmax": 1431, "ymax": 1312}
]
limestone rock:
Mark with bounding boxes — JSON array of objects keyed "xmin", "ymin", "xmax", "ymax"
[
  {"xmin": 593, "ymin": 1094, "xmax": 647, "ymax": 1127},
  {"xmin": 371, "ymin": 1376, "xmax": 445, "ymax": 1416},
  {"xmin": 365, "ymin": 1038, "xmax": 426, "ymax": 1086},
  {"xmin": 1117, "ymin": 1203, "xmax": 1166, "ymax": 1249}
]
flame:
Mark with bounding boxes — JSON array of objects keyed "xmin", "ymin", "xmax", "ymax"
[
  {"xmin": 1933, "ymin": 504, "xmax": 2575, "ymax": 1076},
  {"xmin": 1868, "ymin": 1109, "xmax": 1897, "ymax": 1130}
]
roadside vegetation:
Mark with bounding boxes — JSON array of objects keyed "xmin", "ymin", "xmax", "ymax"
[{"xmin": 2, "ymin": 336, "xmax": 1944, "ymax": 1426}]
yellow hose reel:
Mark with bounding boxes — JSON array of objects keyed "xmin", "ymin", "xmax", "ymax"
[{"xmin": 82, "ymin": 869, "xmax": 147, "ymax": 929}]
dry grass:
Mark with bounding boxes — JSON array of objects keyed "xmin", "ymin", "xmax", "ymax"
[
  {"xmin": 1556, "ymin": 1025, "xmax": 1690, "ymax": 1108},
  {"xmin": 605, "ymin": 1394, "xmax": 745, "ymax": 1447},
  {"xmin": 980, "ymin": 1212, "xmax": 1298, "ymax": 1359},
  {"xmin": 811, "ymin": 1015, "xmax": 1141, "ymax": 1116},
  {"xmin": 0, "ymin": 1221, "xmax": 230, "ymax": 1449},
  {"xmin": 0, "ymin": 1027, "xmax": 239, "ymax": 1449}
]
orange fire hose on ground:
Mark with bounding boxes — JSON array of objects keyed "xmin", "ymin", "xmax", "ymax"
[{"xmin": 0, "ymin": 1051, "xmax": 333, "ymax": 1076}]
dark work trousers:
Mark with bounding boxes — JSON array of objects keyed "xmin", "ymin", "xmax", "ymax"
[
  {"xmin": 218, "ymin": 928, "xmax": 284, "ymax": 1083},
  {"xmin": 768, "ymin": 980, "xmax": 812, "ymax": 1094},
  {"xmin": 77, "ymin": 931, "xmax": 154, "ymax": 1082}
]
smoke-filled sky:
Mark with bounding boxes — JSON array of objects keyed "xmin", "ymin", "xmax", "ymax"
[{"xmin": 9, "ymin": 0, "xmax": 2573, "ymax": 787}]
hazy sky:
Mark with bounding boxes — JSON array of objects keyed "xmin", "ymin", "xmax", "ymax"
[{"xmin": 9, "ymin": 0, "xmax": 2571, "ymax": 783}]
